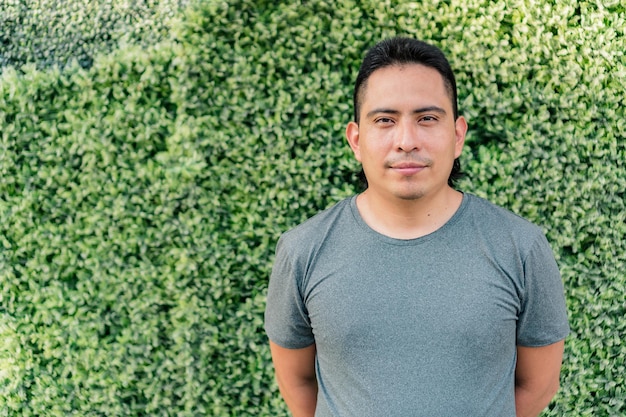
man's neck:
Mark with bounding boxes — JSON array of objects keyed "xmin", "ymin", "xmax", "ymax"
[{"xmin": 355, "ymin": 188, "xmax": 464, "ymax": 239}]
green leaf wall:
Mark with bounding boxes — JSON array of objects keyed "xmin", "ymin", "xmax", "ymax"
[
  {"xmin": 0, "ymin": 0, "xmax": 188, "ymax": 70},
  {"xmin": 0, "ymin": 0, "xmax": 624, "ymax": 415}
]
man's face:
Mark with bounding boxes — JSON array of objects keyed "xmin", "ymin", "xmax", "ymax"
[{"xmin": 346, "ymin": 64, "xmax": 467, "ymax": 202}]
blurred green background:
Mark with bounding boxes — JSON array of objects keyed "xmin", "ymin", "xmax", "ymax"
[{"xmin": 0, "ymin": 0, "xmax": 624, "ymax": 415}]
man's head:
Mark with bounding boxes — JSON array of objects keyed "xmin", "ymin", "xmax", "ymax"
[{"xmin": 351, "ymin": 37, "xmax": 463, "ymax": 187}]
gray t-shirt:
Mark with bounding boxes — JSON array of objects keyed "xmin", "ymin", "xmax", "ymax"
[{"xmin": 265, "ymin": 193, "xmax": 569, "ymax": 417}]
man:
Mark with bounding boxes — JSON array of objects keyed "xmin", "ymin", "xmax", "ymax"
[{"xmin": 265, "ymin": 37, "xmax": 569, "ymax": 417}]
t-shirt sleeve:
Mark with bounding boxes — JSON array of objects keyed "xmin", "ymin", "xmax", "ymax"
[
  {"xmin": 516, "ymin": 232, "xmax": 570, "ymax": 346},
  {"xmin": 264, "ymin": 234, "xmax": 315, "ymax": 349}
]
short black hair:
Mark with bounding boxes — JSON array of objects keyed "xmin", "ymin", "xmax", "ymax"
[{"xmin": 352, "ymin": 37, "xmax": 463, "ymax": 187}]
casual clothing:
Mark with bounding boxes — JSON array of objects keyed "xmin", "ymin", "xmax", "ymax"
[{"xmin": 265, "ymin": 193, "xmax": 569, "ymax": 417}]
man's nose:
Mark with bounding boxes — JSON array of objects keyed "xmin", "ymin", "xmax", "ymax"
[{"xmin": 396, "ymin": 120, "xmax": 422, "ymax": 152}]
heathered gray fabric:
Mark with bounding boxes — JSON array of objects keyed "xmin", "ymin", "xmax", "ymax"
[{"xmin": 265, "ymin": 193, "xmax": 569, "ymax": 417}]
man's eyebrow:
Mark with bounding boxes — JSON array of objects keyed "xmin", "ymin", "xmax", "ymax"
[{"xmin": 365, "ymin": 106, "xmax": 447, "ymax": 119}]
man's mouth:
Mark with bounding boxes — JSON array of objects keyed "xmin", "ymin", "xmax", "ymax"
[{"xmin": 388, "ymin": 161, "xmax": 429, "ymax": 175}]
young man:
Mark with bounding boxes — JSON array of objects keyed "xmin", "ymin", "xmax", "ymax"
[{"xmin": 265, "ymin": 37, "xmax": 569, "ymax": 417}]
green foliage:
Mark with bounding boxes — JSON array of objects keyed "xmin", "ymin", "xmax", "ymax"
[
  {"xmin": 0, "ymin": 0, "xmax": 188, "ymax": 71},
  {"xmin": 0, "ymin": 0, "xmax": 624, "ymax": 415}
]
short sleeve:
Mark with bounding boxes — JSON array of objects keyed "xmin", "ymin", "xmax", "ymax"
[
  {"xmin": 516, "ymin": 233, "xmax": 570, "ymax": 346},
  {"xmin": 264, "ymin": 234, "xmax": 315, "ymax": 349}
]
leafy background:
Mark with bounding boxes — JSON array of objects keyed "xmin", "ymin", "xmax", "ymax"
[{"xmin": 0, "ymin": 0, "xmax": 624, "ymax": 415}]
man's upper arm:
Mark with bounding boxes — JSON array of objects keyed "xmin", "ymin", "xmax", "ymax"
[
  {"xmin": 515, "ymin": 339, "xmax": 565, "ymax": 417},
  {"xmin": 270, "ymin": 341, "xmax": 317, "ymax": 384},
  {"xmin": 269, "ymin": 341, "xmax": 318, "ymax": 417},
  {"xmin": 516, "ymin": 340, "xmax": 565, "ymax": 389}
]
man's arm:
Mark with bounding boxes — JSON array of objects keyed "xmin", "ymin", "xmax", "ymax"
[
  {"xmin": 515, "ymin": 339, "xmax": 565, "ymax": 417},
  {"xmin": 269, "ymin": 341, "xmax": 317, "ymax": 417}
]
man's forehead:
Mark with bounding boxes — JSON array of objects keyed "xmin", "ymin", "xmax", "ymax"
[
  {"xmin": 362, "ymin": 66, "xmax": 449, "ymax": 101},
  {"xmin": 367, "ymin": 63, "xmax": 445, "ymax": 86},
  {"xmin": 359, "ymin": 64, "xmax": 453, "ymax": 111}
]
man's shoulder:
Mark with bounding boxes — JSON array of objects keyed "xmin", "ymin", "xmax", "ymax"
[
  {"xmin": 464, "ymin": 193, "xmax": 544, "ymax": 236},
  {"xmin": 461, "ymin": 193, "xmax": 555, "ymax": 263},
  {"xmin": 279, "ymin": 197, "xmax": 354, "ymax": 247}
]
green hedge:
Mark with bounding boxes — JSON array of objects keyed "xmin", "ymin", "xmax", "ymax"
[
  {"xmin": 0, "ymin": 0, "xmax": 188, "ymax": 70},
  {"xmin": 0, "ymin": 0, "xmax": 624, "ymax": 415}
]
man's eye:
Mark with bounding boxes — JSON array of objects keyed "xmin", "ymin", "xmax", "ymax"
[
  {"xmin": 420, "ymin": 115, "xmax": 437, "ymax": 122},
  {"xmin": 376, "ymin": 117, "xmax": 394, "ymax": 124}
]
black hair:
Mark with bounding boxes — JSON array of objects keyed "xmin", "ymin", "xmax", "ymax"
[{"xmin": 352, "ymin": 37, "xmax": 463, "ymax": 188}]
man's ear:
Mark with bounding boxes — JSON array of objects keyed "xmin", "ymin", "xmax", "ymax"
[
  {"xmin": 346, "ymin": 121, "xmax": 362, "ymax": 162},
  {"xmin": 454, "ymin": 116, "xmax": 468, "ymax": 159}
]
